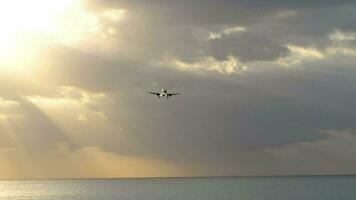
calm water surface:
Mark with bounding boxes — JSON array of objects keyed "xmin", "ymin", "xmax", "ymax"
[{"xmin": 0, "ymin": 176, "xmax": 355, "ymax": 200}]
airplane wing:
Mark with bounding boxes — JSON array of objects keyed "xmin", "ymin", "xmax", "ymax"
[
  {"xmin": 147, "ymin": 91, "xmax": 160, "ymax": 96},
  {"xmin": 167, "ymin": 93, "xmax": 180, "ymax": 97}
]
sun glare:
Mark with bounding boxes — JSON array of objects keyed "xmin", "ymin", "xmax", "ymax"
[{"xmin": 0, "ymin": 0, "xmax": 101, "ymax": 70}]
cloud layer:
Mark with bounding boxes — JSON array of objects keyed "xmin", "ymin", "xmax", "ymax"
[{"xmin": 0, "ymin": 0, "xmax": 355, "ymax": 178}]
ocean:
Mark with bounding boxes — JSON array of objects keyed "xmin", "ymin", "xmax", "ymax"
[{"xmin": 0, "ymin": 176, "xmax": 355, "ymax": 200}]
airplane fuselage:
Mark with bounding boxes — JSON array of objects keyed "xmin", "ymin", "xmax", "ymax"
[
  {"xmin": 159, "ymin": 89, "xmax": 168, "ymax": 98},
  {"xmin": 147, "ymin": 88, "xmax": 180, "ymax": 99}
]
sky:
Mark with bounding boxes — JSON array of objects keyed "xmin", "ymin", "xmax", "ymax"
[{"xmin": 0, "ymin": 0, "xmax": 355, "ymax": 179}]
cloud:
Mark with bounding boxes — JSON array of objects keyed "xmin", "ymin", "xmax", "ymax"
[
  {"xmin": 208, "ymin": 26, "xmax": 246, "ymax": 40},
  {"xmin": 207, "ymin": 32, "xmax": 289, "ymax": 62},
  {"xmin": 326, "ymin": 30, "xmax": 356, "ymax": 56},
  {"xmin": 0, "ymin": 97, "xmax": 19, "ymax": 110},
  {"xmin": 93, "ymin": 0, "xmax": 355, "ymax": 26},
  {"xmin": 100, "ymin": 8, "xmax": 126, "ymax": 22},
  {"xmin": 188, "ymin": 129, "xmax": 356, "ymax": 176},
  {"xmin": 330, "ymin": 30, "xmax": 356, "ymax": 42},
  {"xmin": 158, "ymin": 55, "xmax": 248, "ymax": 75},
  {"xmin": 0, "ymin": 0, "xmax": 356, "ymax": 178},
  {"xmin": 257, "ymin": 129, "xmax": 356, "ymax": 175},
  {"xmin": 277, "ymin": 45, "xmax": 325, "ymax": 66},
  {"xmin": 25, "ymin": 86, "xmax": 134, "ymax": 154}
]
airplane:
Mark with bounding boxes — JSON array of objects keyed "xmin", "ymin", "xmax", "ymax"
[{"xmin": 147, "ymin": 88, "xmax": 180, "ymax": 98}]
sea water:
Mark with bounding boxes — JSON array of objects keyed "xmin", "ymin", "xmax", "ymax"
[{"xmin": 0, "ymin": 176, "xmax": 355, "ymax": 200}]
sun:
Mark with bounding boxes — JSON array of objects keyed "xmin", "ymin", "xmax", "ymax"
[
  {"xmin": 0, "ymin": 0, "xmax": 100, "ymax": 70},
  {"xmin": 0, "ymin": 0, "xmax": 127, "ymax": 71}
]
